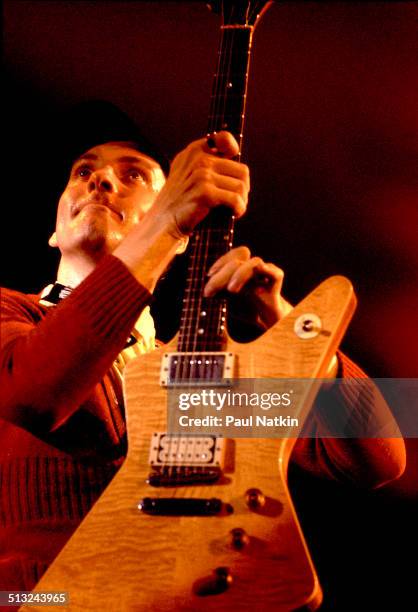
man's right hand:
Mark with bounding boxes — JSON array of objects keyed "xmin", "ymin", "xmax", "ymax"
[
  {"xmin": 114, "ymin": 131, "xmax": 250, "ymax": 291},
  {"xmin": 151, "ymin": 131, "xmax": 250, "ymax": 237}
]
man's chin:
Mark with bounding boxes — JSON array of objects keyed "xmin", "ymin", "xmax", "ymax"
[
  {"xmin": 76, "ymin": 232, "xmax": 119, "ymax": 257},
  {"xmin": 72, "ymin": 219, "xmax": 122, "ymax": 252},
  {"xmin": 58, "ymin": 220, "xmax": 124, "ymax": 258}
]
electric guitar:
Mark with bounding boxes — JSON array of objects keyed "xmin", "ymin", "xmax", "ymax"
[{"xmin": 24, "ymin": 2, "xmax": 356, "ymax": 610}]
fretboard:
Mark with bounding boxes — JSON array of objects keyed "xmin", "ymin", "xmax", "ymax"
[{"xmin": 177, "ymin": 25, "xmax": 254, "ymax": 353}]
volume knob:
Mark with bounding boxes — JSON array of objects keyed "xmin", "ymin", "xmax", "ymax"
[{"xmin": 245, "ymin": 487, "xmax": 266, "ymax": 510}]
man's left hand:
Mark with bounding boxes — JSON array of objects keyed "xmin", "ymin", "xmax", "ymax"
[{"xmin": 203, "ymin": 246, "xmax": 292, "ymax": 330}]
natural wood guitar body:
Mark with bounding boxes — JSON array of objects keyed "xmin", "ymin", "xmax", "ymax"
[{"xmin": 23, "ymin": 276, "xmax": 355, "ymax": 611}]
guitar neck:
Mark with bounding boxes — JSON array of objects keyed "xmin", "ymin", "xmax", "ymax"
[
  {"xmin": 208, "ymin": 25, "xmax": 254, "ymax": 150},
  {"xmin": 177, "ymin": 25, "xmax": 254, "ymax": 353}
]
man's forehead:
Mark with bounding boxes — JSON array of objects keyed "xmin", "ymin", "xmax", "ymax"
[{"xmin": 75, "ymin": 141, "xmax": 163, "ymax": 169}]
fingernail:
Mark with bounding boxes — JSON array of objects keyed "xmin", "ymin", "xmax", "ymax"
[{"xmin": 207, "ymin": 132, "xmax": 217, "ymax": 149}]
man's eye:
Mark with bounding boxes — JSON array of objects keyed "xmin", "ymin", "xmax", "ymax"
[
  {"xmin": 74, "ymin": 166, "xmax": 92, "ymax": 178},
  {"xmin": 126, "ymin": 169, "xmax": 146, "ymax": 183}
]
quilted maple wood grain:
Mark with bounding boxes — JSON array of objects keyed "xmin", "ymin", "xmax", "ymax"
[{"xmin": 21, "ymin": 276, "xmax": 355, "ymax": 611}]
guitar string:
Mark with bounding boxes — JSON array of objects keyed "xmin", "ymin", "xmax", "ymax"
[
  {"xmin": 176, "ymin": 228, "xmax": 203, "ymax": 477},
  {"xmin": 170, "ymin": 226, "xmax": 206, "ymax": 477},
  {"xmin": 204, "ymin": 23, "xmax": 228, "ymax": 350},
  {"xmin": 182, "ymin": 29, "xmax": 249, "ymax": 355},
  {"xmin": 181, "ymin": 20, "xmax": 227, "ymax": 355},
  {"xmin": 165, "ymin": 25, "xmax": 246, "ymax": 481},
  {"xmin": 195, "ymin": 27, "xmax": 233, "ymax": 475},
  {"xmin": 190, "ymin": 223, "xmax": 211, "ymax": 478},
  {"xmin": 202, "ymin": 27, "xmax": 233, "ymax": 356},
  {"xmin": 188, "ymin": 25, "xmax": 231, "ymax": 477},
  {"xmin": 181, "ymin": 25, "xmax": 230, "ymax": 478},
  {"xmin": 191, "ymin": 23, "xmax": 230, "ymax": 356},
  {"xmin": 205, "ymin": 28, "xmax": 238, "ymax": 359},
  {"xmin": 197, "ymin": 27, "xmax": 236, "ymax": 476},
  {"xmin": 195, "ymin": 24, "xmax": 250, "ymax": 475},
  {"xmin": 169, "ymin": 237, "xmax": 201, "ymax": 474},
  {"xmin": 186, "ymin": 228, "xmax": 206, "ymax": 477},
  {"xmin": 200, "ymin": 24, "xmax": 230, "ymax": 357}
]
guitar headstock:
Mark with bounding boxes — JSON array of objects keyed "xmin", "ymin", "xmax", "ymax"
[{"xmin": 207, "ymin": 1, "xmax": 273, "ymax": 28}]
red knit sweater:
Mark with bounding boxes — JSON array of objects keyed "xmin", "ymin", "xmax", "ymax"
[{"xmin": 0, "ymin": 255, "xmax": 405, "ymax": 591}]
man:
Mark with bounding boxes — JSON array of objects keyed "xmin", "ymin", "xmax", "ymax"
[{"xmin": 0, "ymin": 124, "xmax": 405, "ymax": 592}]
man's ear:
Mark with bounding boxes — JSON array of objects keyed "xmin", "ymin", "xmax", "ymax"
[
  {"xmin": 176, "ymin": 236, "xmax": 189, "ymax": 255},
  {"xmin": 48, "ymin": 232, "xmax": 58, "ymax": 248}
]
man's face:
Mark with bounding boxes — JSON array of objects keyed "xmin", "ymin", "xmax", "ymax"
[{"xmin": 50, "ymin": 142, "xmax": 165, "ymax": 256}]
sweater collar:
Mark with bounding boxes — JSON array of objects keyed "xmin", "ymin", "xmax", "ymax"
[
  {"xmin": 39, "ymin": 283, "xmax": 73, "ymax": 306},
  {"xmin": 38, "ymin": 282, "xmax": 155, "ymax": 353}
]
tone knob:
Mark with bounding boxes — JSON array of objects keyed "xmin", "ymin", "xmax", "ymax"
[
  {"xmin": 193, "ymin": 566, "xmax": 233, "ymax": 596},
  {"xmin": 214, "ymin": 567, "xmax": 233, "ymax": 589},
  {"xmin": 245, "ymin": 487, "xmax": 266, "ymax": 509},
  {"xmin": 230, "ymin": 527, "xmax": 250, "ymax": 550}
]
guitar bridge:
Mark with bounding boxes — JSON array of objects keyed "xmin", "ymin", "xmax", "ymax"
[
  {"xmin": 147, "ymin": 433, "xmax": 225, "ymax": 487},
  {"xmin": 160, "ymin": 352, "xmax": 235, "ymax": 387}
]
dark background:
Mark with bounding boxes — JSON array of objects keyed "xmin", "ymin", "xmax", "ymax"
[{"xmin": 3, "ymin": 1, "xmax": 418, "ymax": 609}]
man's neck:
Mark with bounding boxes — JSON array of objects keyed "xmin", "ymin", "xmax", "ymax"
[{"xmin": 55, "ymin": 253, "xmax": 104, "ymax": 287}]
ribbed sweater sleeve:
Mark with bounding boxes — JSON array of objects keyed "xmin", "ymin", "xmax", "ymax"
[
  {"xmin": 0, "ymin": 255, "xmax": 151, "ymax": 432},
  {"xmin": 291, "ymin": 351, "xmax": 406, "ymax": 488}
]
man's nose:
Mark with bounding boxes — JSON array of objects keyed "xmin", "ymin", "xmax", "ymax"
[{"xmin": 87, "ymin": 168, "xmax": 118, "ymax": 194}]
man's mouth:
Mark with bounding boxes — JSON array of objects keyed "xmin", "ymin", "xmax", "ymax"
[{"xmin": 74, "ymin": 198, "xmax": 123, "ymax": 221}]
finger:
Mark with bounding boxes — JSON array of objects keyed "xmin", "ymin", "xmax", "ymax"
[
  {"xmin": 211, "ymin": 185, "xmax": 248, "ymax": 217},
  {"xmin": 189, "ymin": 180, "xmax": 248, "ymax": 217},
  {"xmin": 252, "ymin": 261, "xmax": 285, "ymax": 293},
  {"xmin": 210, "ymin": 157, "xmax": 250, "ymax": 191},
  {"xmin": 208, "ymin": 246, "xmax": 251, "ymax": 276},
  {"xmin": 226, "ymin": 257, "xmax": 264, "ymax": 293},
  {"xmin": 183, "ymin": 132, "xmax": 239, "ymax": 159},
  {"xmin": 204, "ymin": 259, "xmax": 244, "ymax": 297},
  {"xmin": 228, "ymin": 259, "xmax": 284, "ymax": 293},
  {"xmin": 255, "ymin": 261, "xmax": 285, "ymax": 285},
  {"xmin": 187, "ymin": 153, "xmax": 250, "ymax": 191},
  {"xmin": 206, "ymin": 131, "xmax": 240, "ymax": 158},
  {"xmin": 207, "ymin": 173, "xmax": 249, "ymax": 205}
]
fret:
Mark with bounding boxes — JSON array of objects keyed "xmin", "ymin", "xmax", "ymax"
[
  {"xmin": 210, "ymin": 93, "xmax": 247, "ymax": 99},
  {"xmin": 220, "ymin": 25, "xmax": 253, "ymax": 30},
  {"xmin": 207, "ymin": 114, "xmax": 246, "ymax": 120},
  {"xmin": 214, "ymin": 57, "xmax": 251, "ymax": 61},
  {"xmin": 214, "ymin": 66, "xmax": 250, "ymax": 70}
]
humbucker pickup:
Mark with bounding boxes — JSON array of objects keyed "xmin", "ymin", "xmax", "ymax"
[
  {"xmin": 147, "ymin": 433, "xmax": 226, "ymax": 487},
  {"xmin": 160, "ymin": 352, "xmax": 235, "ymax": 387},
  {"xmin": 149, "ymin": 433, "xmax": 225, "ymax": 467}
]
